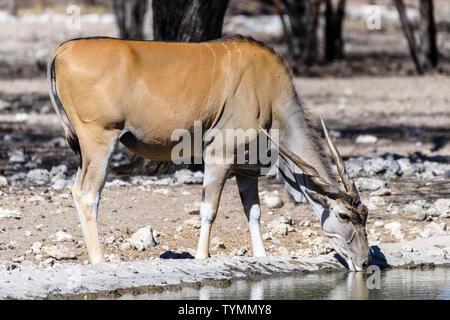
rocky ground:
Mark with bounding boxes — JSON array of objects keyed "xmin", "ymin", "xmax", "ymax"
[
  {"xmin": 0, "ymin": 4, "xmax": 449, "ymax": 298},
  {"xmin": 0, "ymin": 155, "xmax": 448, "ymax": 268}
]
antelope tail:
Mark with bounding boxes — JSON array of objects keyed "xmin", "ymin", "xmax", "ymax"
[{"xmin": 48, "ymin": 55, "xmax": 82, "ymax": 168}]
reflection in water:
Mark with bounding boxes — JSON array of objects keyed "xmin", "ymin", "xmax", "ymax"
[{"xmin": 118, "ymin": 268, "xmax": 450, "ymax": 300}]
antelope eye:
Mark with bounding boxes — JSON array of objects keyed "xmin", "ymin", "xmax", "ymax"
[{"xmin": 339, "ymin": 213, "xmax": 351, "ymax": 220}]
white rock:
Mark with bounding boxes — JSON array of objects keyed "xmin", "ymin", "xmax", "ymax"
[
  {"xmin": 345, "ymin": 158, "xmax": 365, "ymax": 177},
  {"xmin": 0, "ymin": 208, "xmax": 21, "ymax": 219},
  {"xmin": 105, "ymin": 253, "xmax": 120, "ymax": 262},
  {"xmin": 31, "ymin": 242, "xmax": 42, "ymax": 254},
  {"xmin": 50, "ymin": 165, "xmax": 67, "ymax": 177},
  {"xmin": 175, "ymin": 226, "xmax": 183, "ymax": 233},
  {"xmin": 235, "ymin": 246, "xmax": 249, "ymax": 256},
  {"xmin": 105, "ymin": 179, "xmax": 130, "ymax": 188},
  {"xmin": 384, "ymin": 221, "xmax": 404, "ymax": 240},
  {"xmin": 427, "ymin": 199, "xmax": 450, "ymax": 218},
  {"xmin": 420, "ymin": 222, "xmax": 447, "ymax": 239},
  {"xmin": 55, "ymin": 231, "xmax": 73, "ymax": 242},
  {"xmin": 403, "ymin": 202, "xmax": 423, "ymax": 214},
  {"xmin": 120, "ymin": 242, "xmax": 133, "ymax": 251},
  {"xmin": 356, "ymin": 177, "xmax": 385, "ymax": 191},
  {"xmin": 50, "ymin": 178, "xmax": 71, "ymax": 190},
  {"xmin": 298, "ymin": 220, "xmax": 311, "ymax": 227},
  {"xmin": 128, "ymin": 226, "xmax": 158, "ymax": 251},
  {"xmin": 153, "ymin": 188, "xmax": 170, "ymax": 195},
  {"xmin": 174, "ymin": 169, "xmax": 204, "ymax": 184},
  {"xmin": 267, "ymin": 216, "xmax": 293, "ymax": 228},
  {"xmin": 374, "ymin": 221, "xmax": 384, "ymax": 227},
  {"xmin": 28, "ymin": 195, "xmax": 45, "ymax": 203},
  {"xmin": 397, "ymin": 158, "xmax": 416, "ymax": 176},
  {"xmin": 355, "ymin": 134, "xmax": 378, "ymax": 144},
  {"xmin": 370, "ymin": 187, "xmax": 391, "ymax": 196},
  {"xmin": 270, "ymin": 224, "xmax": 293, "ymax": 237},
  {"xmin": 26, "ymin": 169, "xmax": 50, "ymax": 186},
  {"xmin": 40, "ymin": 258, "xmax": 55, "ymax": 268},
  {"xmin": 277, "ymin": 246, "xmax": 289, "ymax": 255},
  {"xmin": 413, "ymin": 212, "xmax": 427, "ymax": 221},
  {"xmin": 362, "ymin": 199, "xmax": 377, "ymax": 211},
  {"xmin": 263, "ymin": 194, "xmax": 284, "ymax": 209},
  {"xmin": 41, "ymin": 245, "xmax": 76, "ymax": 260},
  {"xmin": 9, "ymin": 151, "xmax": 25, "ymax": 163},
  {"xmin": 302, "ymin": 229, "xmax": 317, "ymax": 238},
  {"xmin": 370, "ymin": 196, "xmax": 386, "ymax": 206},
  {"xmin": 0, "ymin": 176, "xmax": 8, "ymax": 187},
  {"xmin": 12, "ymin": 256, "xmax": 25, "ymax": 263},
  {"xmin": 104, "ymin": 236, "xmax": 115, "ymax": 244},
  {"xmin": 387, "ymin": 203, "xmax": 399, "ymax": 214}
]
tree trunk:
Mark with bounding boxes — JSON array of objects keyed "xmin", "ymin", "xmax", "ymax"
[
  {"xmin": 152, "ymin": 0, "xmax": 190, "ymax": 41},
  {"xmin": 419, "ymin": 0, "xmax": 439, "ymax": 69},
  {"xmin": 325, "ymin": 0, "xmax": 346, "ymax": 62},
  {"xmin": 113, "ymin": 0, "xmax": 148, "ymax": 40},
  {"xmin": 152, "ymin": 0, "xmax": 229, "ymax": 42},
  {"xmin": 279, "ymin": 0, "xmax": 320, "ymax": 66},
  {"xmin": 7, "ymin": 0, "xmax": 18, "ymax": 16},
  {"xmin": 394, "ymin": 0, "xmax": 438, "ymax": 74}
]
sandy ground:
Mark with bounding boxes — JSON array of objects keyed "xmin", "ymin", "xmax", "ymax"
[{"xmin": 0, "ymin": 7, "xmax": 449, "ymax": 269}]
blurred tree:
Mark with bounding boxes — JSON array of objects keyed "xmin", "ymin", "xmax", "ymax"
[
  {"xmin": 152, "ymin": 0, "xmax": 189, "ymax": 41},
  {"xmin": 113, "ymin": 0, "xmax": 148, "ymax": 40},
  {"xmin": 324, "ymin": 0, "xmax": 346, "ymax": 62},
  {"xmin": 7, "ymin": 0, "xmax": 18, "ymax": 16},
  {"xmin": 152, "ymin": 0, "xmax": 229, "ymax": 42},
  {"xmin": 278, "ymin": 0, "xmax": 321, "ymax": 66},
  {"xmin": 394, "ymin": 0, "xmax": 438, "ymax": 74}
]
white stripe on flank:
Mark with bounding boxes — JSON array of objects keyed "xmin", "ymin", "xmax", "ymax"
[
  {"xmin": 231, "ymin": 41, "xmax": 242, "ymax": 71},
  {"xmin": 204, "ymin": 43, "xmax": 217, "ymax": 108},
  {"xmin": 220, "ymin": 42, "xmax": 232, "ymax": 78}
]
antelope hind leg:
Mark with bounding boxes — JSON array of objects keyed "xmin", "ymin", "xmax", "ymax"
[
  {"xmin": 71, "ymin": 129, "xmax": 119, "ymax": 264},
  {"xmin": 235, "ymin": 173, "xmax": 267, "ymax": 257},
  {"xmin": 195, "ymin": 163, "xmax": 232, "ymax": 259}
]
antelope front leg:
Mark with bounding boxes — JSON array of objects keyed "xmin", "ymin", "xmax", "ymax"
[
  {"xmin": 195, "ymin": 164, "xmax": 231, "ymax": 259},
  {"xmin": 235, "ymin": 173, "xmax": 266, "ymax": 257}
]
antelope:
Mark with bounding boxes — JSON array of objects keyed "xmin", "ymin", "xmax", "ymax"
[{"xmin": 48, "ymin": 35, "xmax": 370, "ymax": 271}]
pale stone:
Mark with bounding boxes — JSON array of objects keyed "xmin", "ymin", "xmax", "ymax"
[
  {"xmin": 128, "ymin": 226, "xmax": 158, "ymax": 251},
  {"xmin": 263, "ymin": 194, "xmax": 284, "ymax": 209},
  {"xmin": 41, "ymin": 245, "xmax": 76, "ymax": 260},
  {"xmin": 355, "ymin": 134, "xmax": 378, "ymax": 144},
  {"xmin": 384, "ymin": 221, "xmax": 404, "ymax": 240},
  {"xmin": 0, "ymin": 208, "xmax": 21, "ymax": 219},
  {"xmin": 55, "ymin": 231, "xmax": 73, "ymax": 242}
]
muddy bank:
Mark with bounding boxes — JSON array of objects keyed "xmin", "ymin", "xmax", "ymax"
[{"xmin": 0, "ymin": 236, "xmax": 449, "ymax": 299}]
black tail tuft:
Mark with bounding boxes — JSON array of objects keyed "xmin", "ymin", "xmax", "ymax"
[{"xmin": 48, "ymin": 55, "xmax": 82, "ymax": 169}]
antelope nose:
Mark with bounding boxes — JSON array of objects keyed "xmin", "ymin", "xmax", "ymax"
[{"xmin": 362, "ymin": 260, "xmax": 369, "ymax": 269}]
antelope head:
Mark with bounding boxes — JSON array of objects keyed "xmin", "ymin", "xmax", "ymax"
[{"xmin": 262, "ymin": 120, "xmax": 370, "ymax": 271}]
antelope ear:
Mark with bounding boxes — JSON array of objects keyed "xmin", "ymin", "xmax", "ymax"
[{"xmin": 304, "ymin": 189, "xmax": 328, "ymax": 208}]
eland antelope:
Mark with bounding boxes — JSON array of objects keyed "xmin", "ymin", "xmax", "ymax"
[{"xmin": 48, "ymin": 35, "xmax": 370, "ymax": 271}]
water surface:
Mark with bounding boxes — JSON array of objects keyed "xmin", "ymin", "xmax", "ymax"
[{"xmin": 119, "ymin": 268, "xmax": 450, "ymax": 300}]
